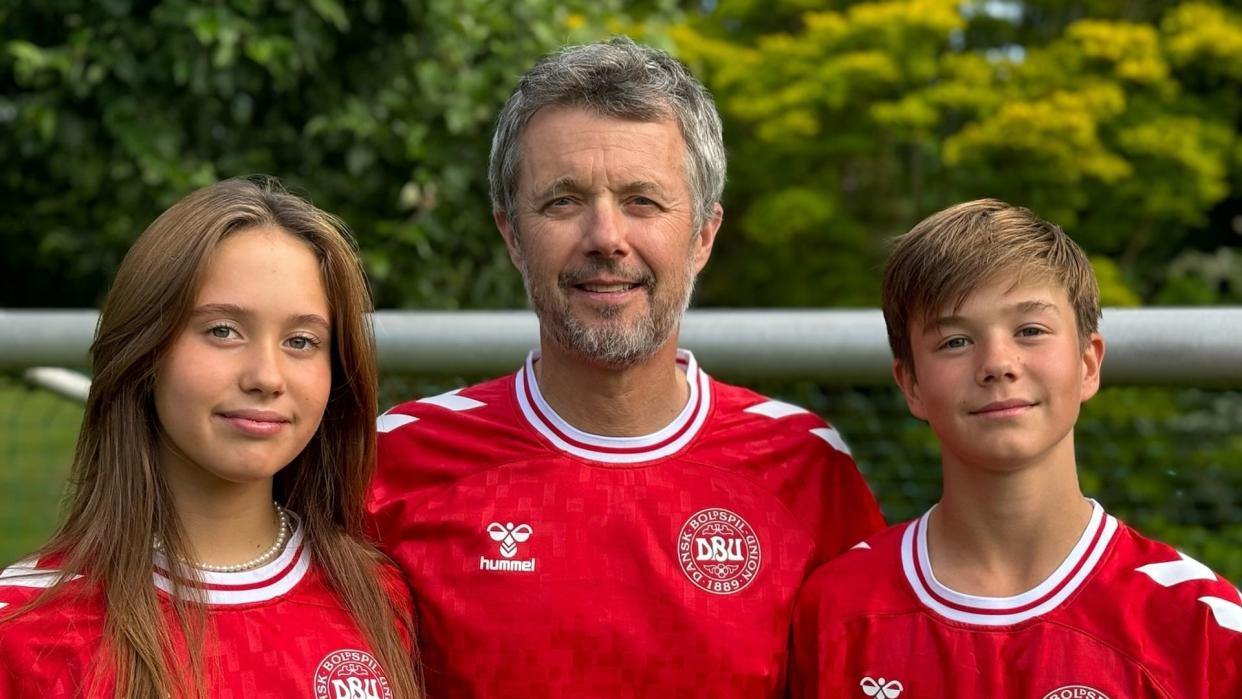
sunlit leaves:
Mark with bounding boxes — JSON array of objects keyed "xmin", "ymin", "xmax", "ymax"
[{"xmin": 676, "ymin": 0, "xmax": 1240, "ymax": 307}]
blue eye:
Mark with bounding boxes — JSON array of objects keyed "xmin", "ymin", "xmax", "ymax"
[
  {"xmin": 208, "ymin": 324, "xmax": 237, "ymax": 339},
  {"xmin": 287, "ymin": 334, "xmax": 321, "ymax": 351},
  {"xmin": 940, "ymin": 336, "xmax": 968, "ymax": 350}
]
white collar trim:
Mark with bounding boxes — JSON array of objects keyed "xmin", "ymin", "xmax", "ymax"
[
  {"xmin": 901, "ymin": 499, "xmax": 1117, "ymax": 625},
  {"xmin": 514, "ymin": 349, "xmax": 712, "ymax": 464}
]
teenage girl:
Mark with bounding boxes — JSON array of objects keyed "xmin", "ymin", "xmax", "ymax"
[{"xmin": 0, "ymin": 178, "xmax": 420, "ymax": 698}]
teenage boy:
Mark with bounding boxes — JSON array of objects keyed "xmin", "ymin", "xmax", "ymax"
[{"xmin": 791, "ymin": 199, "xmax": 1242, "ymax": 698}]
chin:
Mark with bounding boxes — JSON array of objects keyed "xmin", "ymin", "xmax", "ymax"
[
  {"xmin": 971, "ymin": 445, "xmax": 1050, "ymax": 471},
  {"xmin": 206, "ymin": 459, "xmax": 291, "ymax": 484}
]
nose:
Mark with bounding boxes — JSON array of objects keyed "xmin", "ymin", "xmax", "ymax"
[
  {"xmin": 976, "ymin": 336, "xmax": 1020, "ymax": 385},
  {"xmin": 240, "ymin": 341, "xmax": 286, "ymax": 396},
  {"xmin": 583, "ymin": 200, "xmax": 630, "ymax": 258}
]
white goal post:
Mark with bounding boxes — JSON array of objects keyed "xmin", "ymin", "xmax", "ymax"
[{"xmin": 3, "ymin": 308, "xmax": 1241, "ymax": 388}]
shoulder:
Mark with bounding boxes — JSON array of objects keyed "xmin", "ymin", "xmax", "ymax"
[
  {"xmin": 373, "ymin": 374, "xmax": 541, "ymax": 486},
  {"xmin": 696, "ymin": 378, "xmax": 885, "ymax": 558},
  {"xmin": 790, "ymin": 521, "xmax": 912, "ymax": 677},
  {"xmin": 1103, "ymin": 523, "xmax": 1242, "ymax": 633},
  {"xmin": 377, "ymin": 375, "xmax": 514, "ymax": 439},
  {"xmin": 710, "ymin": 380, "xmax": 847, "ymax": 443},
  {"xmin": 796, "ymin": 522, "xmax": 911, "ymax": 619},
  {"xmin": 1082, "ymin": 520, "xmax": 1242, "ymax": 689},
  {"xmin": 0, "ymin": 556, "xmax": 92, "ymax": 620},
  {"xmin": 701, "ymin": 378, "xmax": 856, "ymax": 467},
  {"xmin": 0, "ymin": 557, "xmax": 102, "ymax": 692}
]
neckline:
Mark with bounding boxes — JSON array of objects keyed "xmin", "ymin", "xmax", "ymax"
[
  {"xmin": 153, "ymin": 513, "xmax": 311, "ymax": 606},
  {"xmin": 901, "ymin": 499, "xmax": 1117, "ymax": 625},
  {"xmin": 513, "ymin": 349, "xmax": 712, "ymax": 464}
]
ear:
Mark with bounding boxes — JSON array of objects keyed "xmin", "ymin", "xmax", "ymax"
[
  {"xmin": 1079, "ymin": 332, "xmax": 1106, "ymax": 402},
  {"xmin": 691, "ymin": 203, "xmax": 724, "ymax": 275},
  {"xmin": 494, "ymin": 210, "xmax": 523, "ymax": 270},
  {"xmin": 892, "ymin": 358, "xmax": 928, "ymax": 421}
]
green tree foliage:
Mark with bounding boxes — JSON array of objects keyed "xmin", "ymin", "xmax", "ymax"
[
  {"xmin": 675, "ymin": 0, "xmax": 1242, "ymax": 306},
  {"xmin": 0, "ymin": 0, "xmax": 673, "ymax": 308}
]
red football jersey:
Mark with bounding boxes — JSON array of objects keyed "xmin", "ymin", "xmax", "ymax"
[
  {"xmin": 0, "ymin": 522, "xmax": 411, "ymax": 699},
  {"xmin": 368, "ymin": 350, "xmax": 885, "ymax": 698},
  {"xmin": 791, "ymin": 500, "xmax": 1242, "ymax": 699}
]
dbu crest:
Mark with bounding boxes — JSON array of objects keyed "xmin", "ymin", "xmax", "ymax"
[
  {"xmin": 677, "ymin": 508, "xmax": 762, "ymax": 595},
  {"xmin": 312, "ymin": 649, "xmax": 392, "ymax": 699}
]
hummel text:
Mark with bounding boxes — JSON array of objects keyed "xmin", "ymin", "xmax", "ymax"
[
  {"xmin": 479, "ymin": 520, "xmax": 537, "ymax": 574},
  {"xmin": 479, "ymin": 556, "xmax": 537, "ymax": 572}
]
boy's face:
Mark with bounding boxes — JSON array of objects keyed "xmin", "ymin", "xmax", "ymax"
[{"xmin": 893, "ymin": 277, "xmax": 1104, "ymax": 473}]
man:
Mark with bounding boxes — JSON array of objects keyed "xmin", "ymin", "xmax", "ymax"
[{"xmin": 368, "ymin": 37, "xmax": 885, "ymax": 698}]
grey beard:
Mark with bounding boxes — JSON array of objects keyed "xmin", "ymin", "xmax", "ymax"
[{"xmin": 518, "ymin": 254, "xmax": 697, "ymax": 370}]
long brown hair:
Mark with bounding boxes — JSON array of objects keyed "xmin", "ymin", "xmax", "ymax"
[{"xmin": 15, "ymin": 177, "xmax": 419, "ymax": 698}]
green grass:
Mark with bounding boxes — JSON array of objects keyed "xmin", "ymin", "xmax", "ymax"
[{"xmin": 0, "ymin": 379, "xmax": 82, "ymax": 566}]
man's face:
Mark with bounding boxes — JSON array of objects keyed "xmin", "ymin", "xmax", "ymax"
[
  {"xmin": 495, "ymin": 106, "xmax": 722, "ymax": 369},
  {"xmin": 893, "ymin": 277, "xmax": 1105, "ymax": 474}
]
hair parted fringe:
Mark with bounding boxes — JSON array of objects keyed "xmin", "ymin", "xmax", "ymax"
[{"xmin": 882, "ymin": 198, "xmax": 1101, "ymax": 373}]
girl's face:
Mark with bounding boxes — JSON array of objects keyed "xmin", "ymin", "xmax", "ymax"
[{"xmin": 154, "ymin": 226, "xmax": 333, "ymax": 492}]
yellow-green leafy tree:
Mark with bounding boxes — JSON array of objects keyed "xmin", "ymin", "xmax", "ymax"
[{"xmin": 674, "ymin": 0, "xmax": 1241, "ymax": 306}]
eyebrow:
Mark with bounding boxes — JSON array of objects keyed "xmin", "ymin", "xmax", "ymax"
[
  {"xmin": 531, "ymin": 177, "xmax": 667, "ymax": 201},
  {"xmin": 532, "ymin": 177, "xmax": 583, "ymax": 202},
  {"xmin": 191, "ymin": 303, "xmax": 331, "ymax": 331},
  {"xmin": 927, "ymin": 300, "xmax": 1059, "ymax": 331}
]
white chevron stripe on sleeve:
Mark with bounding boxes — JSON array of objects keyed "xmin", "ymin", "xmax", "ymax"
[
  {"xmin": 851, "ymin": 541, "xmax": 872, "ymax": 550},
  {"xmin": 376, "ymin": 413, "xmax": 418, "ymax": 434},
  {"xmin": 0, "ymin": 572, "xmax": 69, "ymax": 588},
  {"xmin": 418, "ymin": 390, "xmax": 486, "ymax": 412},
  {"xmin": 743, "ymin": 400, "xmax": 809, "ymax": 419},
  {"xmin": 0, "ymin": 560, "xmax": 81, "ymax": 589},
  {"xmin": 1136, "ymin": 552, "xmax": 1217, "ymax": 587},
  {"xmin": 1200, "ymin": 596, "xmax": 1242, "ymax": 633},
  {"xmin": 810, "ymin": 427, "xmax": 852, "ymax": 456}
]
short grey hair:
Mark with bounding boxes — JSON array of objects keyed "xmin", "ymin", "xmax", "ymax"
[{"xmin": 488, "ymin": 36, "xmax": 727, "ymax": 230}]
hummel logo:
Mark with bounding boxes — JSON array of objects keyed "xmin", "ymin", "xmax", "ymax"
[
  {"xmin": 860, "ymin": 677, "xmax": 903, "ymax": 698},
  {"xmin": 487, "ymin": 522, "xmax": 532, "ymax": 559},
  {"xmin": 480, "ymin": 521, "xmax": 536, "ymax": 573}
]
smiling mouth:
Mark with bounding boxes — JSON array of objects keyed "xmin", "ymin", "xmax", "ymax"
[
  {"xmin": 970, "ymin": 401, "xmax": 1037, "ymax": 417},
  {"xmin": 575, "ymin": 282, "xmax": 644, "ymax": 293},
  {"xmin": 217, "ymin": 411, "xmax": 290, "ymax": 436}
]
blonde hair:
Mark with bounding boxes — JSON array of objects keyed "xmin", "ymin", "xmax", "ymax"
[
  {"xmin": 7, "ymin": 178, "xmax": 420, "ymax": 698},
  {"xmin": 882, "ymin": 198, "xmax": 1101, "ymax": 371}
]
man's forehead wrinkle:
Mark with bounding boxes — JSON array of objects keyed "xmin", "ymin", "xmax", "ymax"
[{"xmin": 554, "ymin": 136, "xmax": 667, "ymax": 156}]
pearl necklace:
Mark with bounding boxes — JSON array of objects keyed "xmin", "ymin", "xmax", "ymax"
[{"xmin": 155, "ymin": 502, "xmax": 291, "ymax": 574}]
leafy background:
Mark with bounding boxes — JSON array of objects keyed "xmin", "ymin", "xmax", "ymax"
[{"xmin": 2, "ymin": 0, "xmax": 1241, "ymax": 576}]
